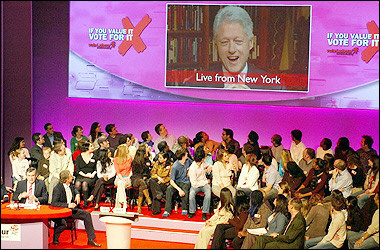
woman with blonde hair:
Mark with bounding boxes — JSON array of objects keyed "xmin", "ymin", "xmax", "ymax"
[
  {"xmin": 114, "ymin": 144, "xmax": 133, "ymax": 208},
  {"xmin": 212, "ymin": 149, "xmax": 236, "ymax": 198}
]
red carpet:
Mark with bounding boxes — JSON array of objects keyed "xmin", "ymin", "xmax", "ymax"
[{"xmin": 48, "ymin": 228, "xmax": 195, "ymax": 249}]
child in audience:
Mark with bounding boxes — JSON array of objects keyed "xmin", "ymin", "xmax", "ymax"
[
  {"xmin": 11, "ymin": 149, "xmax": 30, "ymax": 188},
  {"xmin": 194, "ymin": 187, "xmax": 234, "ymax": 249},
  {"xmin": 37, "ymin": 146, "xmax": 52, "ymax": 189}
]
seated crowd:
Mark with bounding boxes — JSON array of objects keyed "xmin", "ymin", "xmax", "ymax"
[{"xmin": 2, "ymin": 122, "xmax": 379, "ymax": 249}]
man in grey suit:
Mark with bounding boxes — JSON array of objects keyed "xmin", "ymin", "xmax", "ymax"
[{"xmin": 13, "ymin": 167, "xmax": 48, "ymax": 204}]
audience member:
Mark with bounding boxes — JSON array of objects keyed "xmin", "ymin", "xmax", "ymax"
[
  {"xmin": 281, "ymin": 161, "xmax": 306, "ymax": 197},
  {"xmin": 113, "ymin": 144, "xmax": 133, "ymax": 208},
  {"xmin": 334, "ymin": 136, "xmax": 355, "ymax": 162},
  {"xmin": 36, "ymin": 146, "xmax": 52, "ymax": 189},
  {"xmin": 87, "ymin": 149, "xmax": 116, "ymax": 210},
  {"xmin": 270, "ymin": 134, "xmax": 283, "ymax": 163},
  {"xmin": 51, "ymin": 170, "xmax": 101, "ymax": 247},
  {"xmin": 280, "ymin": 149, "xmax": 293, "ymax": 172},
  {"xmin": 347, "ymin": 153, "xmax": 366, "ymax": 194},
  {"xmin": 70, "ymin": 125, "xmax": 88, "ymax": 154},
  {"xmin": 153, "ymin": 141, "xmax": 176, "ymax": 163},
  {"xmin": 260, "ymin": 154, "xmax": 282, "ymax": 201},
  {"xmin": 149, "ymin": 152, "xmax": 173, "ymax": 215},
  {"xmin": 30, "ymin": 133, "xmax": 45, "ymax": 163},
  {"xmin": 219, "ymin": 128, "xmax": 241, "ymax": 158},
  {"xmin": 43, "ymin": 123, "xmax": 66, "ymax": 149},
  {"xmin": 163, "ymin": 148, "xmax": 192, "ymax": 217},
  {"xmin": 305, "ymin": 194, "xmax": 347, "ymax": 249},
  {"xmin": 356, "ymin": 154, "xmax": 379, "ymax": 208},
  {"xmin": 210, "ymin": 190, "xmax": 250, "ymax": 249},
  {"xmin": 192, "ymin": 131, "xmax": 219, "ymax": 158},
  {"xmin": 74, "ymin": 142, "xmax": 97, "ymax": 208},
  {"xmin": 290, "ymin": 129, "xmax": 306, "ymax": 165},
  {"xmin": 299, "ymin": 148, "xmax": 316, "ymax": 176},
  {"xmin": 105, "ymin": 123, "xmax": 123, "ymax": 150},
  {"xmin": 347, "ymin": 192, "xmax": 379, "ymax": 249},
  {"xmin": 243, "ymin": 130, "xmax": 261, "ymax": 159},
  {"xmin": 10, "ymin": 148, "xmax": 30, "ymax": 188},
  {"xmin": 304, "ymin": 194, "xmax": 329, "ymax": 240},
  {"xmin": 324, "ymin": 159, "xmax": 353, "ymax": 202},
  {"xmin": 232, "ymin": 190, "xmax": 272, "ymax": 249},
  {"xmin": 131, "ymin": 146, "xmax": 152, "ymax": 213},
  {"xmin": 277, "ymin": 182, "xmax": 292, "ymax": 199},
  {"xmin": 153, "ymin": 123, "xmax": 176, "ymax": 153},
  {"xmin": 72, "ymin": 139, "xmax": 87, "ymax": 165},
  {"xmin": 346, "ymin": 196, "xmax": 368, "ymax": 232},
  {"xmin": 252, "ymin": 197, "xmax": 306, "ymax": 249},
  {"xmin": 241, "ymin": 194, "xmax": 289, "ymax": 249},
  {"xmin": 141, "ymin": 130, "xmax": 154, "ymax": 148},
  {"xmin": 295, "ymin": 158, "xmax": 328, "ymax": 199},
  {"xmin": 48, "ymin": 140, "xmax": 74, "ymax": 204},
  {"xmin": 316, "ymin": 138, "xmax": 334, "ymax": 159},
  {"xmin": 93, "ymin": 137, "xmax": 114, "ymax": 159},
  {"xmin": 194, "ymin": 187, "xmax": 235, "ymax": 249},
  {"xmin": 172, "ymin": 135, "xmax": 193, "ymax": 161},
  {"xmin": 1, "ymin": 177, "xmax": 13, "ymax": 203},
  {"xmin": 356, "ymin": 135, "xmax": 378, "ymax": 173},
  {"xmin": 88, "ymin": 122, "xmax": 106, "ymax": 149},
  {"xmin": 12, "ymin": 167, "xmax": 48, "ymax": 204},
  {"xmin": 8, "ymin": 136, "xmax": 30, "ymax": 165},
  {"xmin": 188, "ymin": 147, "xmax": 212, "ymax": 220},
  {"xmin": 236, "ymin": 154, "xmax": 260, "ymax": 196},
  {"xmin": 212, "ymin": 149, "xmax": 236, "ymax": 198}
]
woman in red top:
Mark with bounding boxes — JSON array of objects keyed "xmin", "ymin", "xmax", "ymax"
[
  {"xmin": 113, "ymin": 144, "xmax": 133, "ymax": 208},
  {"xmin": 295, "ymin": 158, "xmax": 328, "ymax": 198}
]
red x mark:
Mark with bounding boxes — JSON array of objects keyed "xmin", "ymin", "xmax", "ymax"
[
  {"xmin": 119, "ymin": 14, "xmax": 152, "ymax": 55},
  {"xmin": 361, "ymin": 21, "xmax": 379, "ymax": 63},
  {"xmin": 109, "ymin": 207, "xmax": 114, "ymax": 213}
]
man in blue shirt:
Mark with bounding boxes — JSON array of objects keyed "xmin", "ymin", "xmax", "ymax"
[{"xmin": 163, "ymin": 148, "xmax": 192, "ymax": 217}]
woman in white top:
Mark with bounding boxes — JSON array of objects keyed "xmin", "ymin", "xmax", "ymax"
[
  {"xmin": 212, "ymin": 149, "xmax": 236, "ymax": 198},
  {"xmin": 87, "ymin": 148, "xmax": 116, "ymax": 210},
  {"xmin": 236, "ymin": 153, "xmax": 260, "ymax": 196},
  {"xmin": 316, "ymin": 138, "xmax": 334, "ymax": 159},
  {"xmin": 48, "ymin": 140, "xmax": 74, "ymax": 204},
  {"xmin": 8, "ymin": 137, "xmax": 30, "ymax": 165}
]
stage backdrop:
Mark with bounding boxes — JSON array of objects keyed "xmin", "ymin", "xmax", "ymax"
[{"xmin": 69, "ymin": 1, "xmax": 379, "ymax": 110}]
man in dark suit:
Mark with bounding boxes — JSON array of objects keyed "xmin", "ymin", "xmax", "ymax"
[
  {"xmin": 51, "ymin": 169, "xmax": 100, "ymax": 247},
  {"xmin": 12, "ymin": 167, "xmax": 48, "ymax": 204},
  {"xmin": 30, "ymin": 133, "xmax": 45, "ymax": 167},
  {"xmin": 43, "ymin": 123, "xmax": 66, "ymax": 149},
  {"xmin": 252, "ymin": 197, "xmax": 306, "ymax": 249}
]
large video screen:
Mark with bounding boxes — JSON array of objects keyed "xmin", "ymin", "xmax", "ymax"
[{"xmin": 68, "ymin": 1, "xmax": 379, "ymax": 110}]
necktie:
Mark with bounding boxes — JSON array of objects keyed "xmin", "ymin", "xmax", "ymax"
[{"xmin": 28, "ymin": 184, "xmax": 33, "ymax": 204}]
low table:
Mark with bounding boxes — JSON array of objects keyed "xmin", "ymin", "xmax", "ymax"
[{"xmin": 1, "ymin": 203, "xmax": 72, "ymax": 249}]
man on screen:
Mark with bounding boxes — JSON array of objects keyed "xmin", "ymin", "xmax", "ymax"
[{"xmin": 211, "ymin": 6, "xmax": 266, "ymax": 89}]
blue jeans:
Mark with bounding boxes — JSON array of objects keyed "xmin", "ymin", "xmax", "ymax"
[
  {"xmin": 347, "ymin": 230, "xmax": 379, "ymax": 249},
  {"xmin": 189, "ymin": 184, "xmax": 211, "ymax": 214},
  {"xmin": 357, "ymin": 193, "xmax": 369, "ymax": 209},
  {"xmin": 305, "ymin": 236, "xmax": 338, "ymax": 249}
]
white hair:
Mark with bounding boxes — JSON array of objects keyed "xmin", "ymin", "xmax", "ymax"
[{"xmin": 213, "ymin": 6, "xmax": 254, "ymax": 40}]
